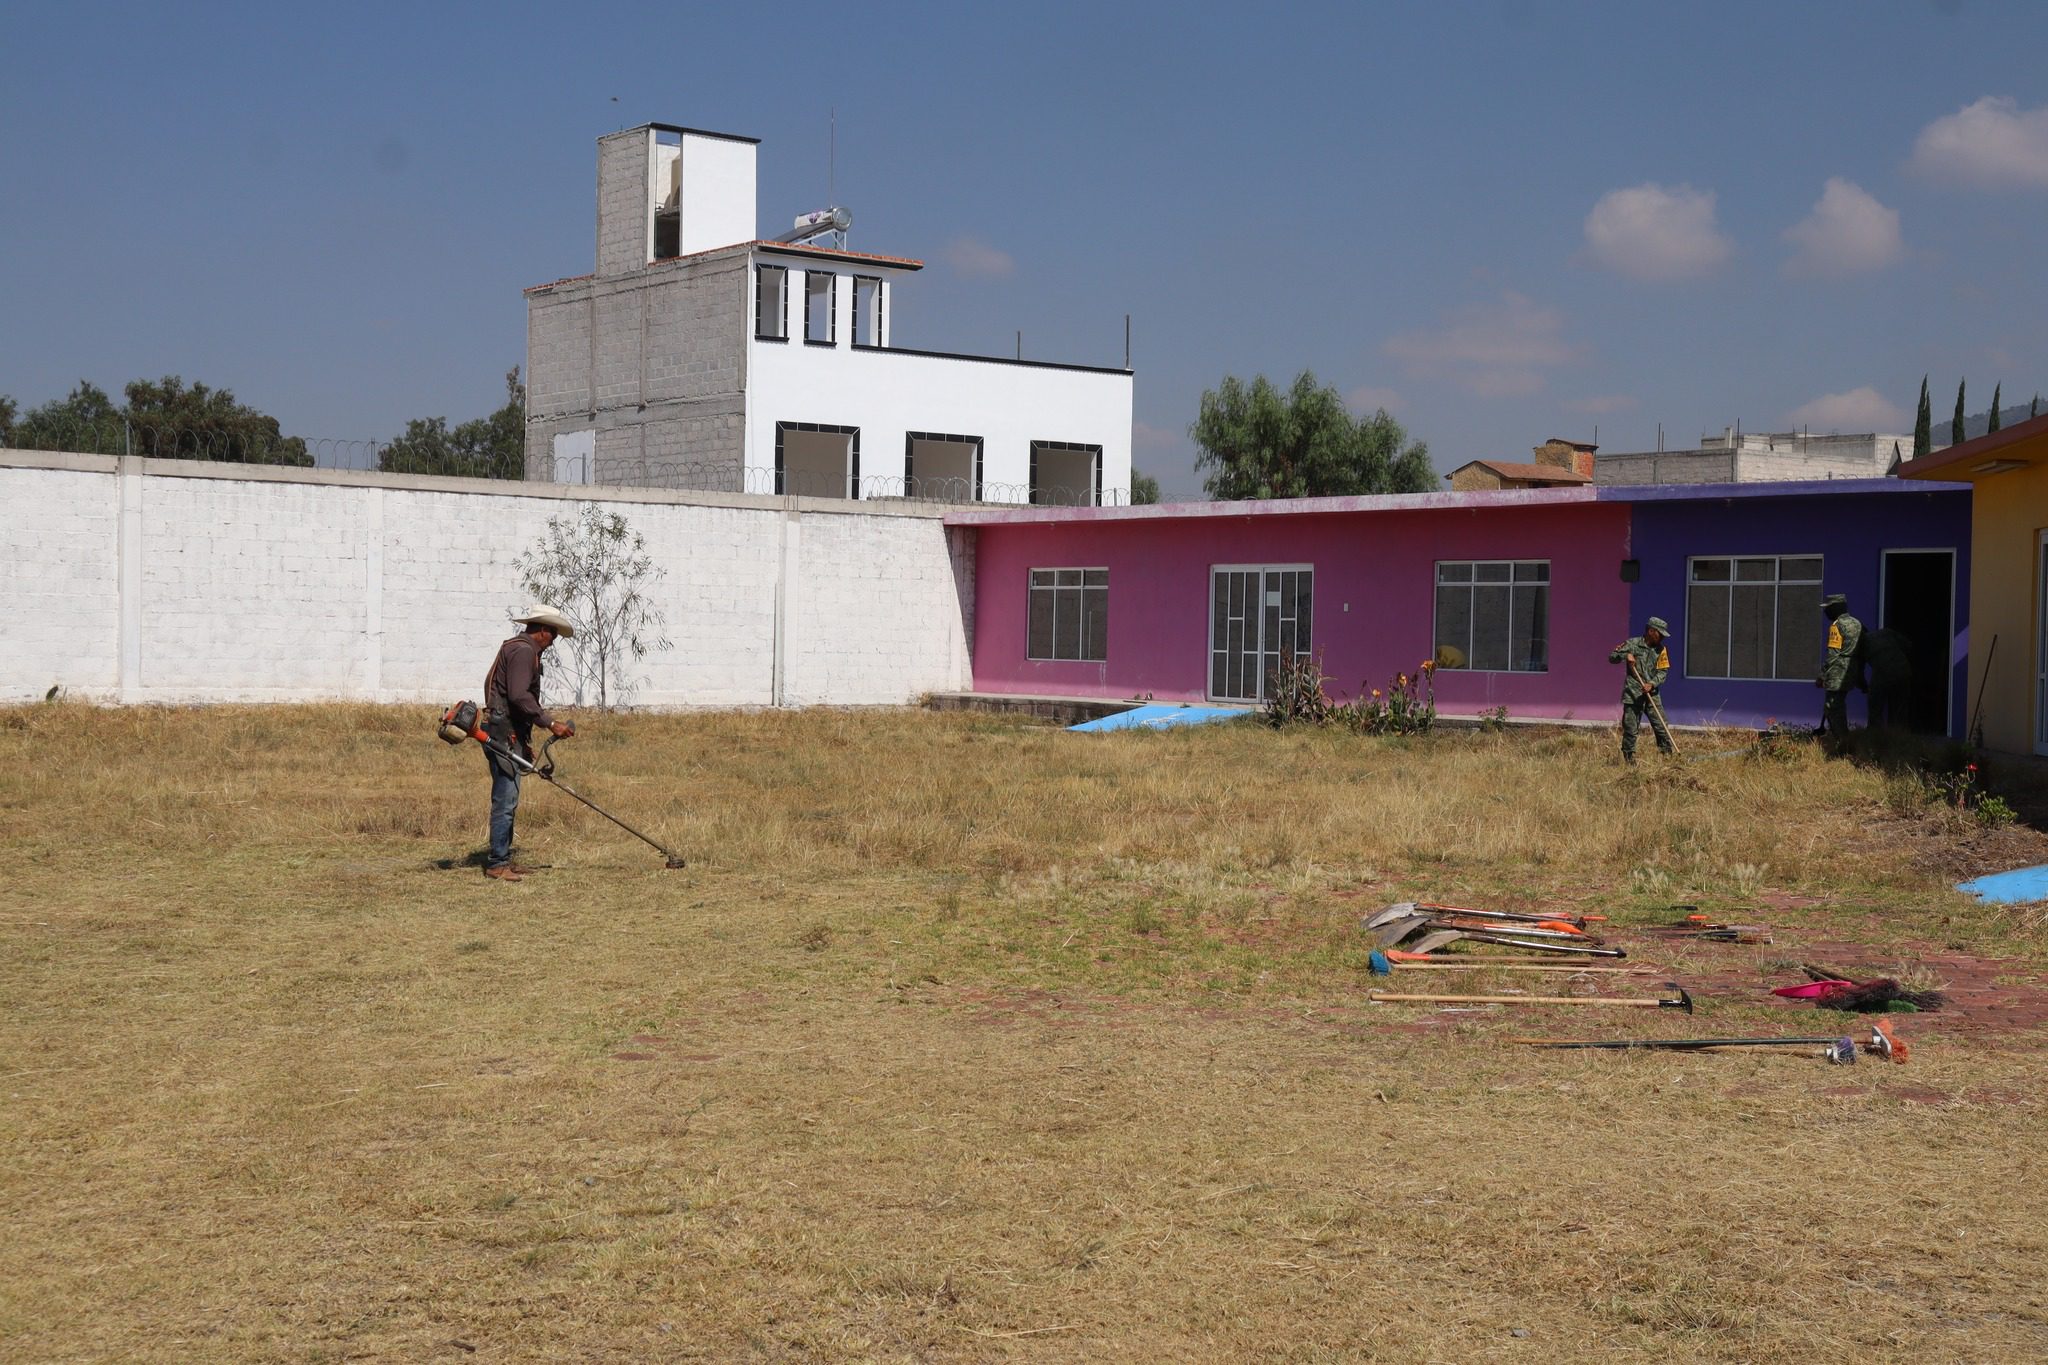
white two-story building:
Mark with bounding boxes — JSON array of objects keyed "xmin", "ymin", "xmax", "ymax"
[{"xmin": 524, "ymin": 123, "xmax": 1133, "ymax": 504}]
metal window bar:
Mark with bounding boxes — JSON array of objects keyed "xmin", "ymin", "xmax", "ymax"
[
  {"xmin": 1684, "ymin": 554, "xmax": 1823, "ymax": 682},
  {"xmin": 1433, "ymin": 560, "xmax": 1548, "ymax": 673}
]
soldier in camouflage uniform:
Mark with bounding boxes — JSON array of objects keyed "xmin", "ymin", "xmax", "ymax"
[
  {"xmin": 1609, "ymin": 616, "xmax": 1674, "ymax": 763},
  {"xmin": 1816, "ymin": 592, "xmax": 1864, "ymax": 747}
]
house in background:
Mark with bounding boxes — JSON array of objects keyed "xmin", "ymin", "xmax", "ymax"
[
  {"xmin": 524, "ymin": 123, "xmax": 1133, "ymax": 504},
  {"xmin": 948, "ymin": 479, "xmax": 1970, "ymax": 734},
  {"xmin": 1899, "ymin": 410, "xmax": 2048, "ymax": 755},
  {"xmin": 1593, "ymin": 428, "xmax": 1910, "ymax": 485},
  {"xmin": 1444, "ymin": 438, "xmax": 1596, "ymax": 492}
]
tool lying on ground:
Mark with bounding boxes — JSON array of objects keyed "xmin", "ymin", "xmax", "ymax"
[
  {"xmin": 1625, "ymin": 654, "xmax": 1681, "ymax": 757},
  {"xmin": 1402, "ymin": 930, "xmax": 1630, "ymax": 959},
  {"xmin": 1512, "ymin": 1019, "xmax": 1906, "ymax": 1064},
  {"xmin": 1368, "ymin": 985, "xmax": 1692, "ymax": 1013},
  {"xmin": 436, "ymin": 700, "xmax": 688, "ymax": 869},
  {"xmin": 1774, "ymin": 964, "xmax": 1945, "ymax": 1013},
  {"xmin": 1368, "ymin": 950, "xmax": 1650, "ymax": 975},
  {"xmin": 1364, "ymin": 904, "xmax": 1625, "ymax": 958},
  {"xmin": 1367, "ymin": 902, "xmax": 1607, "ymax": 932},
  {"xmin": 1650, "ymin": 913, "xmax": 1773, "ymax": 944}
]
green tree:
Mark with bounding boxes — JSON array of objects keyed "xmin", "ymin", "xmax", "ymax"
[
  {"xmin": 123, "ymin": 376, "xmax": 311, "ymax": 465},
  {"xmin": 1988, "ymin": 383, "xmax": 2003, "ymax": 434},
  {"xmin": 1912, "ymin": 375, "xmax": 1931, "ymax": 461},
  {"xmin": 1952, "ymin": 379, "xmax": 1967, "ymax": 446},
  {"xmin": 380, "ymin": 368, "xmax": 527, "ymax": 479},
  {"xmin": 1129, "ymin": 469, "xmax": 1161, "ymax": 505},
  {"xmin": 2033, "ymin": 394, "xmax": 2041, "ymax": 420},
  {"xmin": 5, "ymin": 376, "xmax": 309, "ymax": 464},
  {"xmin": 516, "ymin": 503, "xmax": 672, "ymax": 709},
  {"xmin": 1192, "ymin": 371, "xmax": 1432, "ymax": 500},
  {"xmin": 12, "ymin": 381, "xmax": 125, "ymax": 453},
  {"xmin": 0, "ymin": 394, "xmax": 16, "ymax": 448}
]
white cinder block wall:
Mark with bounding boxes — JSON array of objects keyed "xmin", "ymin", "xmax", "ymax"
[
  {"xmin": 2, "ymin": 467, "xmax": 123, "ymax": 696},
  {"xmin": 0, "ymin": 452, "xmax": 972, "ymax": 708}
]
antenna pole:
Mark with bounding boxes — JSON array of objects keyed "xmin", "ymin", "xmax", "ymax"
[
  {"xmin": 1016, "ymin": 330, "xmax": 1022, "ymax": 360},
  {"xmin": 1124, "ymin": 314, "xmax": 1131, "ymax": 369},
  {"xmin": 829, "ymin": 107, "xmax": 836, "ymax": 206}
]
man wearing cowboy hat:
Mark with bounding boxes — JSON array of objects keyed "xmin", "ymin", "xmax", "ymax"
[
  {"xmin": 481, "ymin": 606, "xmax": 579, "ymax": 882},
  {"xmin": 1609, "ymin": 616, "xmax": 1675, "ymax": 764}
]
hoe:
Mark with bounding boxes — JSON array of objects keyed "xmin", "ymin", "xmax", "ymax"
[{"xmin": 437, "ymin": 700, "xmax": 688, "ymax": 869}]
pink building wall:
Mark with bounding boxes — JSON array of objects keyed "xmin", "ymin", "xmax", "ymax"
[{"xmin": 966, "ymin": 497, "xmax": 1634, "ymax": 717}]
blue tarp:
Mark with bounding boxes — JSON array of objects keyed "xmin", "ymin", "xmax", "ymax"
[
  {"xmin": 1958, "ymin": 864, "xmax": 2048, "ymax": 904},
  {"xmin": 1069, "ymin": 704, "xmax": 1246, "ymax": 733}
]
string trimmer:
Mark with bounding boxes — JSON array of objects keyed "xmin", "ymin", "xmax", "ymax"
[
  {"xmin": 436, "ymin": 700, "xmax": 687, "ymax": 869},
  {"xmin": 1510, "ymin": 1019, "xmax": 1906, "ymax": 1064}
]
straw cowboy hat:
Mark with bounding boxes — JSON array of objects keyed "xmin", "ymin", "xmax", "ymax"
[{"xmin": 513, "ymin": 605, "xmax": 577, "ymax": 638}]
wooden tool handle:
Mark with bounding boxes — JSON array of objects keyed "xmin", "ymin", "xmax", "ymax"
[{"xmin": 1368, "ymin": 990, "xmax": 1666, "ymax": 1007}]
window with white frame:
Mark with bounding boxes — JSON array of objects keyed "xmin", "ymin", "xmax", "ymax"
[
  {"xmin": 1686, "ymin": 555, "xmax": 1822, "ymax": 681},
  {"xmin": 1209, "ymin": 566, "xmax": 1312, "ymax": 702},
  {"xmin": 805, "ymin": 271, "xmax": 835, "ymax": 345},
  {"xmin": 1434, "ymin": 561, "xmax": 1549, "ymax": 672},
  {"xmin": 852, "ymin": 275, "xmax": 882, "ymax": 347},
  {"xmin": 755, "ymin": 265, "xmax": 787, "ymax": 340},
  {"xmin": 1028, "ymin": 569, "xmax": 1108, "ymax": 662}
]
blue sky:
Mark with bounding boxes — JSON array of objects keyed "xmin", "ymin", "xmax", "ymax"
[{"xmin": 3, "ymin": 0, "xmax": 2044, "ymax": 496}]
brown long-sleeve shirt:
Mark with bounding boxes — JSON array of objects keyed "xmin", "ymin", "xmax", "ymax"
[{"xmin": 483, "ymin": 633, "xmax": 555, "ymax": 751}]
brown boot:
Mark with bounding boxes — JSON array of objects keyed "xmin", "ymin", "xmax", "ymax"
[{"xmin": 483, "ymin": 865, "xmax": 524, "ymax": 883}]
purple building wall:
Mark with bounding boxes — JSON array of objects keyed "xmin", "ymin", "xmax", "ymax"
[{"xmin": 1615, "ymin": 481, "xmax": 1972, "ymax": 734}]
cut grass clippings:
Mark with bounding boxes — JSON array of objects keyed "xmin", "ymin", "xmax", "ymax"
[{"xmin": 2, "ymin": 702, "xmax": 2046, "ymax": 1361}]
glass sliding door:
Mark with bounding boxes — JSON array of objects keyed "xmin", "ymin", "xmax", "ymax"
[{"xmin": 1209, "ymin": 566, "xmax": 1313, "ymax": 702}]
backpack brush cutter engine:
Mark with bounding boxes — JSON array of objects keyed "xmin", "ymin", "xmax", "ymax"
[{"xmin": 438, "ymin": 700, "xmax": 687, "ymax": 869}]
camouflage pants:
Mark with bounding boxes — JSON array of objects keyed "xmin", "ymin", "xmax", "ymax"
[{"xmin": 1620, "ymin": 696, "xmax": 1674, "ymax": 759}]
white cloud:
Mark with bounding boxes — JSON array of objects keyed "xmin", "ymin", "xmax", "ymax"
[
  {"xmin": 1564, "ymin": 394, "xmax": 1636, "ymax": 416},
  {"xmin": 1783, "ymin": 178, "xmax": 1904, "ymax": 277},
  {"xmin": 1583, "ymin": 183, "xmax": 1732, "ymax": 281},
  {"xmin": 940, "ymin": 235, "xmax": 1016, "ymax": 278},
  {"xmin": 1785, "ymin": 386, "xmax": 1910, "ymax": 434},
  {"xmin": 1910, "ymin": 96, "xmax": 2048, "ymax": 188},
  {"xmin": 1383, "ymin": 292, "xmax": 1579, "ymax": 398},
  {"xmin": 1344, "ymin": 385, "xmax": 1403, "ymax": 414}
]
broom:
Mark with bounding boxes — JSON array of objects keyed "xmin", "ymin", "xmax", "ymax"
[{"xmin": 1798, "ymin": 962, "xmax": 1945, "ymax": 1013}]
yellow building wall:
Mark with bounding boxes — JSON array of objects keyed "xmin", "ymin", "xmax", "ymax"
[{"xmin": 1965, "ymin": 462, "xmax": 2048, "ymax": 755}]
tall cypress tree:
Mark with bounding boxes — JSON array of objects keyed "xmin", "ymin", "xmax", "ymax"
[
  {"xmin": 1952, "ymin": 379, "xmax": 1967, "ymax": 446},
  {"xmin": 1913, "ymin": 375, "xmax": 1931, "ymax": 459},
  {"xmin": 2033, "ymin": 393, "xmax": 2041, "ymax": 420},
  {"xmin": 1989, "ymin": 383, "xmax": 2003, "ymax": 434}
]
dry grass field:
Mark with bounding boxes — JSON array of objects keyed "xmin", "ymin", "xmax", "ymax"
[{"xmin": 5, "ymin": 702, "xmax": 2048, "ymax": 1362}]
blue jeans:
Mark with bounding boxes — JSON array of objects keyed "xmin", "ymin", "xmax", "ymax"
[{"xmin": 486, "ymin": 751, "xmax": 522, "ymax": 868}]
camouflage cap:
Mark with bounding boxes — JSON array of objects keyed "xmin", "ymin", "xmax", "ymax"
[
  {"xmin": 1823, "ymin": 593, "xmax": 1848, "ymax": 610},
  {"xmin": 1645, "ymin": 616, "xmax": 1670, "ymax": 635}
]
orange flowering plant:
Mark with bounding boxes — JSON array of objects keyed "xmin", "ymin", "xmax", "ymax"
[
  {"xmin": 1263, "ymin": 654, "xmax": 1437, "ymax": 735},
  {"xmin": 1343, "ymin": 660, "xmax": 1437, "ymax": 736}
]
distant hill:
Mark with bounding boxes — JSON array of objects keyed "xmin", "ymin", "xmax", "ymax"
[{"xmin": 1935, "ymin": 393, "xmax": 2044, "ymax": 447}]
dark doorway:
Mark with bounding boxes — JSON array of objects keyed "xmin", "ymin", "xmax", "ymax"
[{"xmin": 1880, "ymin": 550, "xmax": 1954, "ymax": 736}]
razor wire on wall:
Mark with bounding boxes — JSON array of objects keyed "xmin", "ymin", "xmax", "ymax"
[{"xmin": 2, "ymin": 421, "xmax": 1128, "ymax": 505}]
